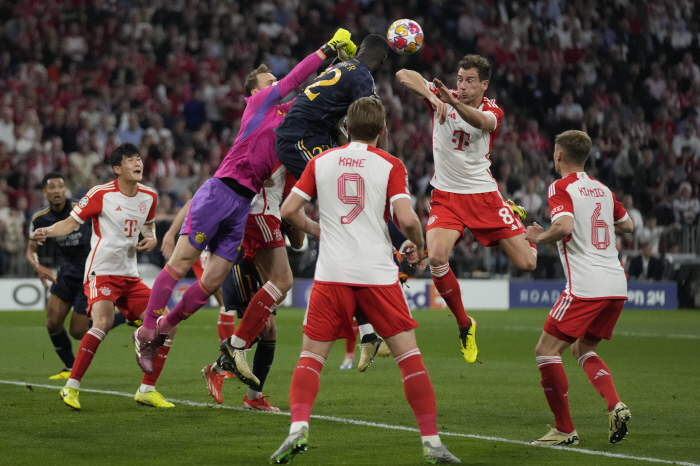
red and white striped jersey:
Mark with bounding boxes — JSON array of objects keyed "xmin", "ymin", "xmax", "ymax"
[
  {"xmin": 249, "ymin": 162, "xmax": 296, "ymax": 219},
  {"xmin": 425, "ymin": 81, "xmax": 504, "ymax": 194},
  {"xmin": 71, "ymin": 180, "xmax": 157, "ymax": 281},
  {"xmin": 293, "ymin": 142, "xmax": 411, "ymax": 286},
  {"xmin": 548, "ymin": 172, "xmax": 629, "ymax": 299}
]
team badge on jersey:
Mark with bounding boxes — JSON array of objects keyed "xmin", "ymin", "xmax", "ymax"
[
  {"xmin": 79, "ymin": 197, "xmax": 89, "ymax": 208},
  {"xmin": 100, "ymin": 286, "xmax": 112, "ymax": 296},
  {"xmin": 428, "ymin": 215, "xmax": 437, "ymax": 225},
  {"xmin": 274, "ymin": 229, "xmax": 283, "ymax": 241},
  {"xmin": 195, "ymin": 232, "xmax": 207, "ymax": 243},
  {"xmin": 138, "ymin": 201, "xmax": 147, "ymax": 214}
]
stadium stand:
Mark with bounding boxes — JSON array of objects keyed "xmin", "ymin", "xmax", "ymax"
[{"xmin": 0, "ymin": 0, "xmax": 699, "ymax": 280}]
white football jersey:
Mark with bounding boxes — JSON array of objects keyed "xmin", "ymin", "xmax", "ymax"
[
  {"xmin": 293, "ymin": 142, "xmax": 411, "ymax": 286},
  {"xmin": 548, "ymin": 172, "xmax": 629, "ymax": 299},
  {"xmin": 71, "ymin": 180, "xmax": 157, "ymax": 281},
  {"xmin": 249, "ymin": 162, "xmax": 296, "ymax": 219},
  {"xmin": 425, "ymin": 81, "xmax": 504, "ymax": 194}
]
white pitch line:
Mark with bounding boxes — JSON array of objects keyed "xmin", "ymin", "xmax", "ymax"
[
  {"xmin": 2, "ymin": 380, "xmax": 698, "ymax": 466},
  {"xmin": 502, "ymin": 326, "xmax": 700, "ymax": 340}
]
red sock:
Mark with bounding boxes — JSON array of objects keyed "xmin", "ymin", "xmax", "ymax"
[
  {"xmin": 289, "ymin": 351, "xmax": 326, "ymax": 423},
  {"xmin": 69, "ymin": 328, "xmax": 105, "ymax": 382},
  {"xmin": 345, "ymin": 324, "xmax": 359, "ymax": 357},
  {"xmin": 217, "ymin": 310, "xmax": 236, "ymax": 342},
  {"xmin": 141, "ymin": 339, "xmax": 172, "ymax": 386},
  {"xmin": 529, "ymin": 241, "xmax": 538, "ymax": 258},
  {"xmin": 430, "ymin": 264, "xmax": 470, "ymax": 328},
  {"xmin": 396, "ymin": 349, "xmax": 438, "ymax": 436},
  {"xmin": 578, "ymin": 352, "xmax": 620, "ymax": 411},
  {"xmin": 537, "ymin": 356, "xmax": 575, "ymax": 433},
  {"xmin": 232, "ymin": 282, "xmax": 281, "ymax": 346}
]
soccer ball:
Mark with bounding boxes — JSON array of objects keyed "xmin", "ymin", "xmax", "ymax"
[{"xmin": 387, "ymin": 19, "xmax": 424, "ymax": 55}]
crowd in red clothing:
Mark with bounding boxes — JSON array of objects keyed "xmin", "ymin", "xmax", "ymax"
[{"xmin": 0, "ymin": 0, "xmax": 699, "ymax": 277}]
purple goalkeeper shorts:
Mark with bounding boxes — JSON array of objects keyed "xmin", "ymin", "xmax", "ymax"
[{"xmin": 180, "ymin": 178, "xmax": 251, "ymax": 262}]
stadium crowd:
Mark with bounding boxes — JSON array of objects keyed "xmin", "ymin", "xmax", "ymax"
[{"xmin": 1, "ymin": 0, "xmax": 699, "ymax": 279}]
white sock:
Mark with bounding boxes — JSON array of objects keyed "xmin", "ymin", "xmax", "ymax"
[
  {"xmin": 65, "ymin": 378, "xmax": 80, "ymax": 389},
  {"xmin": 211, "ymin": 362, "xmax": 225, "ymax": 374},
  {"xmin": 247, "ymin": 388, "xmax": 262, "ymax": 400},
  {"xmin": 421, "ymin": 435, "xmax": 441, "ymax": 447},
  {"xmin": 139, "ymin": 383, "xmax": 155, "ymax": 393},
  {"xmin": 230, "ymin": 335, "xmax": 246, "ymax": 348},
  {"xmin": 290, "ymin": 421, "xmax": 309, "ymax": 435},
  {"xmin": 358, "ymin": 324, "xmax": 374, "ymax": 340}
]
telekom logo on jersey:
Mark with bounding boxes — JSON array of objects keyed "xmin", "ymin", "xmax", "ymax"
[{"xmin": 124, "ymin": 219, "xmax": 138, "ymax": 237}]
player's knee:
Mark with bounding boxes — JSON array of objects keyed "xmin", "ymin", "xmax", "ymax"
[
  {"xmin": 46, "ymin": 319, "xmax": 62, "ymax": 334},
  {"xmin": 514, "ymin": 253, "xmax": 537, "ymax": 271},
  {"xmin": 69, "ymin": 327, "xmax": 87, "ymax": 340},
  {"xmin": 428, "ymin": 256, "xmax": 449, "ymax": 269},
  {"xmin": 534, "ymin": 342, "xmax": 547, "ymax": 357}
]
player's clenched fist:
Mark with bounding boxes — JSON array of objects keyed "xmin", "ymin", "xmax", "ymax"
[
  {"xmin": 321, "ymin": 28, "xmax": 356, "ymax": 60},
  {"xmin": 34, "ymin": 227, "xmax": 48, "ymax": 245}
]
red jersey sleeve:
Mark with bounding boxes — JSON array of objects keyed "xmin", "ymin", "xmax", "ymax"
[
  {"xmin": 548, "ymin": 180, "xmax": 574, "ymax": 221},
  {"xmin": 283, "ymin": 170, "xmax": 297, "ymax": 200},
  {"xmin": 482, "ymin": 99, "xmax": 504, "ymax": 133},
  {"xmin": 291, "ymin": 157, "xmax": 317, "ymax": 201},
  {"xmin": 387, "ymin": 158, "xmax": 411, "ymax": 204},
  {"xmin": 70, "ymin": 190, "xmax": 104, "ymax": 224},
  {"xmin": 146, "ymin": 192, "xmax": 157, "ymax": 223},
  {"xmin": 611, "ymin": 192, "xmax": 629, "ymax": 224}
]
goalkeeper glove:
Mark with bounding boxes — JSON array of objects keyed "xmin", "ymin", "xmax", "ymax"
[
  {"xmin": 505, "ymin": 199, "xmax": 527, "ymax": 222},
  {"xmin": 320, "ymin": 28, "xmax": 356, "ymax": 59}
]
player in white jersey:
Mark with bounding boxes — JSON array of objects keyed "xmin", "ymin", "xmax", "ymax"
[
  {"xmin": 204, "ymin": 162, "xmax": 302, "ymax": 409},
  {"xmin": 34, "ymin": 143, "xmax": 175, "ymax": 410},
  {"xmin": 397, "ymin": 54, "xmax": 536, "ymax": 364},
  {"xmin": 525, "ymin": 131, "xmax": 634, "ymax": 446},
  {"xmin": 269, "ymin": 98, "xmax": 459, "ymax": 464}
]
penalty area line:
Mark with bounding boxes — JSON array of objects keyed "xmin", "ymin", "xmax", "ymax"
[{"xmin": 1, "ymin": 379, "xmax": 697, "ymax": 466}]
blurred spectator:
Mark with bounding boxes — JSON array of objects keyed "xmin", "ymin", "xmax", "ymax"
[
  {"xmin": 69, "ymin": 142, "xmax": 101, "ymax": 182},
  {"xmin": 0, "ymin": 108, "xmax": 15, "ymax": 152},
  {"xmin": 673, "ymin": 182, "xmax": 700, "ymax": 225},
  {"xmin": 672, "ymin": 125, "xmax": 700, "ymax": 159},
  {"xmin": 118, "ymin": 113, "xmax": 144, "ymax": 146},
  {"xmin": 513, "ymin": 178, "xmax": 543, "ymax": 220},
  {"xmin": 627, "ymin": 240, "xmax": 664, "ymax": 281}
]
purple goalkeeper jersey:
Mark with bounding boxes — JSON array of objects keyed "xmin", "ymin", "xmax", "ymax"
[{"xmin": 214, "ymin": 51, "xmax": 324, "ymax": 193}]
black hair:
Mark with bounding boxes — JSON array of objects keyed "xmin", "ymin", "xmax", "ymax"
[
  {"xmin": 357, "ymin": 34, "xmax": 389, "ymax": 65},
  {"xmin": 109, "ymin": 143, "xmax": 140, "ymax": 168},
  {"xmin": 42, "ymin": 172, "xmax": 64, "ymax": 188}
]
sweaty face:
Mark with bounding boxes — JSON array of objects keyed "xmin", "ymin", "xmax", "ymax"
[
  {"xmin": 456, "ymin": 68, "xmax": 487, "ymax": 105},
  {"xmin": 118, "ymin": 155, "xmax": 144, "ymax": 182},
  {"xmin": 43, "ymin": 178, "xmax": 66, "ymax": 206}
]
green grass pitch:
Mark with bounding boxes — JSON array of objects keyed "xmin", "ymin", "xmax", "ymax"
[{"xmin": 1, "ymin": 308, "xmax": 699, "ymax": 465}]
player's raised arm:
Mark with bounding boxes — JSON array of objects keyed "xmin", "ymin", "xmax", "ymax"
[
  {"xmin": 275, "ymin": 29, "xmax": 356, "ymax": 98},
  {"xmin": 432, "ymin": 78, "xmax": 496, "ymax": 131},
  {"xmin": 396, "ymin": 69, "xmax": 446, "ymax": 124},
  {"xmin": 33, "ymin": 216, "xmax": 80, "ymax": 246}
]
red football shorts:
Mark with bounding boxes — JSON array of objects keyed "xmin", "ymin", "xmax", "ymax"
[
  {"xmin": 191, "ymin": 258, "xmax": 204, "ymax": 280},
  {"xmin": 544, "ymin": 292, "xmax": 626, "ymax": 343},
  {"xmin": 303, "ymin": 281, "xmax": 418, "ymax": 341},
  {"xmin": 242, "ymin": 214, "xmax": 285, "ymax": 262},
  {"xmin": 84, "ymin": 275, "xmax": 152, "ymax": 321},
  {"xmin": 426, "ymin": 188, "xmax": 525, "ymax": 246}
]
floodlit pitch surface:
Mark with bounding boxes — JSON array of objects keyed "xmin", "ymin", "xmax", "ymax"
[{"xmin": 1, "ymin": 308, "xmax": 698, "ymax": 465}]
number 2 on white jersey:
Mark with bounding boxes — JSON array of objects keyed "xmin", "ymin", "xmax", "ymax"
[{"xmin": 338, "ymin": 173, "xmax": 365, "ymax": 224}]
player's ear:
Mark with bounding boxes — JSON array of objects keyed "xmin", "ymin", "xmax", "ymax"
[
  {"xmin": 481, "ymin": 79, "xmax": 489, "ymax": 91},
  {"xmin": 379, "ymin": 123, "xmax": 386, "ymax": 136},
  {"xmin": 250, "ymin": 88, "xmax": 259, "ymax": 96},
  {"xmin": 113, "ymin": 165, "xmax": 121, "ymax": 177}
]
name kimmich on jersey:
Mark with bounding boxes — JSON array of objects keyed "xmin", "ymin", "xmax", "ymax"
[
  {"xmin": 71, "ymin": 180, "xmax": 157, "ymax": 281},
  {"xmin": 425, "ymin": 80, "xmax": 503, "ymax": 194},
  {"xmin": 548, "ymin": 172, "xmax": 629, "ymax": 299},
  {"xmin": 292, "ymin": 142, "xmax": 410, "ymax": 286}
]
